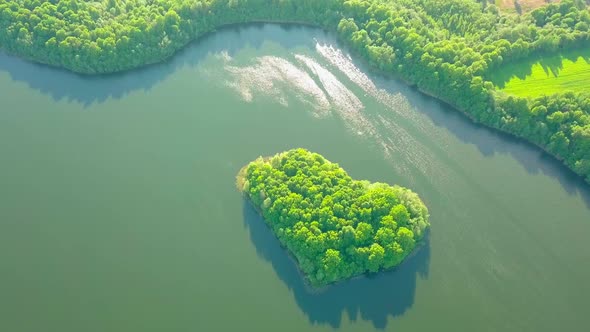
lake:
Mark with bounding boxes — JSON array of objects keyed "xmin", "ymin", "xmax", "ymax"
[{"xmin": 1, "ymin": 24, "xmax": 589, "ymax": 332}]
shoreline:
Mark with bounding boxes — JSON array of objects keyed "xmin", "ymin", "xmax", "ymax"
[
  {"xmin": 241, "ymin": 189, "xmax": 430, "ymax": 293},
  {"xmin": 416, "ymin": 86, "xmax": 582, "ymax": 178},
  {"xmin": 237, "ymin": 157, "xmax": 430, "ymax": 291},
  {"xmin": 2, "ymin": 20, "xmax": 587, "ymax": 185},
  {"xmin": 0, "ymin": 20, "xmax": 324, "ymax": 76}
]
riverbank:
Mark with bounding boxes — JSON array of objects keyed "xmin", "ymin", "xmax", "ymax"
[
  {"xmin": 1, "ymin": 1, "xmax": 588, "ymax": 186},
  {"xmin": 3, "ymin": 20, "xmax": 586, "ymax": 187},
  {"xmin": 416, "ymin": 85, "xmax": 590, "ymax": 184},
  {"xmin": 337, "ymin": 41, "xmax": 589, "ymax": 185}
]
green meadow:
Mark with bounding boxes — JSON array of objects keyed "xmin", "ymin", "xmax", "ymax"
[{"xmin": 491, "ymin": 48, "xmax": 590, "ymax": 98}]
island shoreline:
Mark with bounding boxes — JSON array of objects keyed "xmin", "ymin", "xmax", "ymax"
[{"xmin": 236, "ymin": 153, "xmax": 430, "ymax": 290}]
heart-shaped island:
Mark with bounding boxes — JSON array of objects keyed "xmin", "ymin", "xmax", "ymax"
[{"xmin": 237, "ymin": 148, "xmax": 430, "ymax": 287}]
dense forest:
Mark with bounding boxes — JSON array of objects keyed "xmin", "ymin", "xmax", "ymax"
[
  {"xmin": 1, "ymin": 0, "xmax": 589, "ymax": 183},
  {"xmin": 238, "ymin": 149, "xmax": 430, "ymax": 286}
]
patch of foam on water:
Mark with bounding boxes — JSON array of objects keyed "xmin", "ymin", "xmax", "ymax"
[
  {"xmin": 223, "ymin": 56, "xmax": 331, "ymax": 116},
  {"xmin": 217, "ymin": 51, "xmax": 233, "ymax": 62},
  {"xmin": 225, "ymin": 81, "xmax": 253, "ymax": 102}
]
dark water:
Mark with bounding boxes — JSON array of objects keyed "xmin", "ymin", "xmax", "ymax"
[{"xmin": 1, "ymin": 24, "xmax": 589, "ymax": 332}]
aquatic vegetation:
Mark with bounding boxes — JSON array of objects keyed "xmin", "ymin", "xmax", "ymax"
[{"xmin": 238, "ymin": 149, "xmax": 429, "ymax": 286}]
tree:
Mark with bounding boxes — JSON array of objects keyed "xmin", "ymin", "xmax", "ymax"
[{"xmin": 241, "ymin": 149, "xmax": 429, "ymax": 286}]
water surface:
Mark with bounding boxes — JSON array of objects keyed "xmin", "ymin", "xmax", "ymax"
[{"xmin": 1, "ymin": 24, "xmax": 589, "ymax": 332}]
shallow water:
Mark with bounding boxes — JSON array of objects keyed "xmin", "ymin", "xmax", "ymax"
[{"xmin": 1, "ymin": 24, "xmax": 589, "ymax": 332}]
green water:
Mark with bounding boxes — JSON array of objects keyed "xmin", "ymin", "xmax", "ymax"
[{"xmin": 1, "ymin": 24, "xmax": 589, "ymax": 332}]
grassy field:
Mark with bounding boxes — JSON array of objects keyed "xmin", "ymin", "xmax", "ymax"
[
  {"xmin": 496, "ymin": 0, "xmax": 561, "ymax": 13},
  {"xmin": 490, "ymin": 48, "xmax": 590, "ymax": 97}
]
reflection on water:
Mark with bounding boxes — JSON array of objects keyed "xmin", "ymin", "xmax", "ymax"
[
  {"xmin": 1, "ymin": 23, "xmax": 590, "ymax": 332},
  {"xmin": 0, "ymin": 22, "xmax": 586, "ymax": 202},
  {"xmin": 242, "ymin": 201, "xmax": 431, "ymax": 329},
  {"xmin": 294, "ymin": 54, "xmax": 372, "ymax": 134},
  {"xmin": 0, "ymin": 23, "xmax": 320, "ymax": 106},
  {"xmin": 316, "ymin": 44, "xmax": 411, "ymax": 121},
  {"xmin": 212, "ymin": 42, "xmax": 451, "ymax": 187},
  {"xmin": 222, "ymin": 55, "xmax": 331, "ymax": 113}
]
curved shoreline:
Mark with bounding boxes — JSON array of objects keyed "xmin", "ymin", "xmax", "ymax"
[
  {"xmin": 1, "ymin": 17, "xmax": 588, "ymax": 186},
  {"xmin": 237, "ymin": 152, "xmax": 430, "ymax": 290},
  {"xmin": 415, "ymin": 85, "xmax": 589, "ymax": 182},
  {"xmin": 0, "ymin": 19, "xmax": 323, "ymax": 76}
]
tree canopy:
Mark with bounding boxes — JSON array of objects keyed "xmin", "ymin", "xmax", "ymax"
[
  {"xmin": 1, "ymin": 0, "xmax": 589, "ymax": 183},
  {"xmin": 238, "ymin": 149, "xmax": 430, "ymax": 286}
]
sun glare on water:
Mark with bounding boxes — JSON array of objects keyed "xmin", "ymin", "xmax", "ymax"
[{"xmin": 206, "ymin": 43, "xmax": 453, "ymax": 188}]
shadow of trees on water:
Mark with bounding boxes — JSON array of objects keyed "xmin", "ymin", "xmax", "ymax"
[
  {"xmin": 0, "ymin": 23, "xmax": 319, "ymax": 106},
  {"xmin": 242, "ymin": 201, "xmax": 431, "ymax": 329},
  {"xmin": 351, "ymin": 50, "xmax": 590, "ymax": 210},
  {"xmin": 2, "ymin": 22, "xmax": 589, "ymax": 208},
  {"xmin": 407, "ymin": 89, "xmax": 590, "ymax": 209}
]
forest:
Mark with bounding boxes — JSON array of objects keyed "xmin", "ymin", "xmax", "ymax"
[
  {"xmin": 0, "ymin": 0, "xmax": 589, "ymax": 183},
  {"xmin": 238, "ymin": 149, "xmax": 430, "ymax": 286}
]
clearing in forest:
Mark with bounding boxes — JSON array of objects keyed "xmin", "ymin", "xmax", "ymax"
[
  {"xmin": 496, "ymin": 0, "xmax": 562, "ymax": 13},
  {"xmin": 490, "ymin": 48, "xmax": 590, "ymax": 97}
]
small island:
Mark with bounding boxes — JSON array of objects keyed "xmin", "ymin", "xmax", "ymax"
[{"xmin": 237, "ymin": 148, "xmax": 430, "ymax": 287}]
